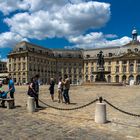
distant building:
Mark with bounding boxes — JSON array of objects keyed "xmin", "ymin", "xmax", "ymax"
[
  {"xmin": 0, "ymin": 61, "xmax": 8, "ymax": 81},
  {"xmin": 7, "ymin": 28, "xmax": 140, "ymax": 85}
]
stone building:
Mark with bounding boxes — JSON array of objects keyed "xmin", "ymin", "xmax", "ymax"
[
  {"xmin": 7, "ymin": 29, "xmax": 140, "ymax": 84},
  {"xmin": 0, "ymin": 61, "xmax": 8, "ymax": 81},
  {"xmin": 7, "ymin": 41, "xmax": 83, "ymax": 84}
]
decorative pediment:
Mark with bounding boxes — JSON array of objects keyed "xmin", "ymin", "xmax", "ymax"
[{"xmin": 121, "ymin": 52, "xmax": 140, "ymax": 59}]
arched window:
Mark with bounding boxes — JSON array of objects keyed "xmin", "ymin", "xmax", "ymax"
[
  {"xmin": 90, "ymin": 75, "xmax": 94, "ymax": 82},
  {"xmin": 85, "ymin": 75, "xmax": 88, "ymax": 82},
  {"xmin": 115, "ymin": 75, "xmax": 119, "ymax": 83},
  {"xmin": 122, "ymin": 75, "xmax": 126, "ymax": 81},
  {"xmin": 107, "ymin": 75, "xmax": 111, "ymax": 83}
]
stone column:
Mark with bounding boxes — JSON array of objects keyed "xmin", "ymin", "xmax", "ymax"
[
  {"xmin": 27, "ymin": 96, "xmax": 35, "ymax": 113},
  {"xmin": 134, "ymin": 60, "xmax": 137, "ymax": 73},
  {"xmin": 95, "ymin": 102, "xmax": 107, "ymax": 124}
]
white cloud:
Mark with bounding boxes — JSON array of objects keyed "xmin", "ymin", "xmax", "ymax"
[
  {"xmin": 0, "ymin": 0, "xmax": 29, "ymax": 15},
  {"xmin": 4, "ymin": 1, "xmax": 110, "ymax": 39},
  {"xmin": 65, "ymin": 32, "xmax": 133, "ymax": 49},
  {"xmin": 0, "ymin": 32, "xmax": 28, "ymax": 48}
]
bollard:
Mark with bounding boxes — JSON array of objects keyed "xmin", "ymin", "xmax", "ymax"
[
  {"xmin": 95, "ymin": 102, "xmax": 107, "ymax": 124},
  {"xmin": 27, "ymin": 96, "xmax": 35, "ymax": 113},
  {"xmin": 6, "ymin": 98, "xmax": 14, "ymax": 109}
]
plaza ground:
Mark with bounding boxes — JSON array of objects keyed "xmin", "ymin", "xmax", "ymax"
[{"xmin": 0, "ymin": 85, "xmax": 140, "ymax": 140}]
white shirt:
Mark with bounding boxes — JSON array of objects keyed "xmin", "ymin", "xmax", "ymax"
[{"xmin": 58, "ymin": 81, "xmax": 62, "ymax": 89}]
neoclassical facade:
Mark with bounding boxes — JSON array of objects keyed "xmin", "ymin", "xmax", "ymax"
[{"xmin": 7, "ymin": 29, "xmax": 140, "ymax": 84}]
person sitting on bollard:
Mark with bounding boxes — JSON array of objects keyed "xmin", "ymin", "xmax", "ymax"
[
  {"xmin": 0, "ymin": 81, "xmax": 9, "ymax": 107},
  {"xmin": 57, "ymin": 77, "xmax": 63, "ymax": 103},
  {"xmin": 27, "ymin": 77, "xmax": 41, "ymax": 108},
  {"xmin": 49, "ymin": 78, "xmax": 55, "ymax": 102}
]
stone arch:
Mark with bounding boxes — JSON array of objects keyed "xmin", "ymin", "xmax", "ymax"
[
  {"xmin": 85, "ymin": 75, "xmax": 88, "ymax": 82},
  {"xmin": 129, "ymin": 75, "xmax": 134, "ymax": 85},
  {"xmin": 122, "ymin": 75, "xmax": 126, "ymax": 81},
  {"xmin": 90, "ymin": 75, "xmax": 94, "ymax": 82},
  {"xmin": 115, "ymin": 75, "xmax": 119, "ymax": 83},
  {"xmin": 136, "ymin": 75, "xmax": 140, "ymax": 84},
  {"xmin": 107, "ymin": 75, "xmax": 111, "ymax": 83}
]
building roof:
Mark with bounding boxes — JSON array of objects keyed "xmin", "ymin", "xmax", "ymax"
[{"xmin": 9, "ymin": 39, "xmax": 140, "ymax": 59}]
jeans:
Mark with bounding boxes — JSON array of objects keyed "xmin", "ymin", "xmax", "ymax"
[
  {"xmin": 10, "ymin": 91, "xmax": 14, "ymax": 98},
  {"xmin": 63, "ymin": 89, "xmax": 70, "ymax": 103}
]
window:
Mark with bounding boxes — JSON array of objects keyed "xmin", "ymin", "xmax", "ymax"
[
  {"xmin": 86, "ymin": 67, "xmax": 88, "ymax": 73},
  {"xmin": 123, "ymin": 66, "xmax": 126, "ymax": 72},
  {"xmin": 18, "ymin": 63, "xmax": 21, "ymax": 70},
  {"xmin": 129, "ymin": 64, "xmax": 134, "ymax": 72},
  {"xmin": 116, "ymin": 60, "xmax": 119, "ymax": 64},
  {"xmin": 122, "ymin": 61, "xmax": 127, "ymax": 64},
  {"xmin": 135, "ymin": 48, "xmax": 138, "ymax": 52},
  {"xmin": 74, "ymin": 68, "xmax": 76, "ymax": 73},
  {"xmin": 108, "ymin": 61, "xmax": 111, "ymax": 65},
  {"xmin": 23, "ymin": 63, "xmax": 26, "ymax": 70},
  {"xmin": 109, "ymin": 53, "xmax": 112, "ymax": 57},
  {"xmin": 116, "ymin": 66, "xmax": 119, "ymax": 73},
  {"xmin": 137, "ymin": 65, "xmax": 140, "ymax": 72},
  {"xmin": 108, "ymin": 66, "xmax": 111, "ymax": 71},
  {"xmin": 91, "ymin": 67, "xmax": 94, "ymax": 73},
  {"xmin": 86, "ymin": 55, "xmax": 90, "ymax": 58},
  {"xmin": 9, "ymin": 64, "xmax": 11, "ymax": 71}
]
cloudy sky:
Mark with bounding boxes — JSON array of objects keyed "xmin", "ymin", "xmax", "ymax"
[{"xmin": 0, "ymin": 0, "xmax": 140, "ymax": 60}]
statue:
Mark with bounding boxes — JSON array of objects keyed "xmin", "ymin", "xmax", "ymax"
[{"xmin": 97, "ymin": 51, "xmax": 104, "ymax": 68}]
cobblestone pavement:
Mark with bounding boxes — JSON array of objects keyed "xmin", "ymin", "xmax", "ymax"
[{"xmin": 0, "ymin": 85, "xmax": 140, "ymax": 140}]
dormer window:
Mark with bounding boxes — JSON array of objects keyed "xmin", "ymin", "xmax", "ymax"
[
  {"xmin": 109, "ymin": 53, "xmax": 112, "ymax": 57},
  {"xmin": 18, "ymin": 47, "xmax": 23, "ymax": 51},
  {"xmin": 86, "ymin": 55, "xmax": 90, "ymax": 58},
  {"xmin": 68, "ymin": 54, "xmax": 72, "ymax": 58},
  {"xmin": 79, "ymin": 55, "xmax": 81, "ymax": 58},
  {"xmin": 127, "ymin": 49, "xmax": 131, "ymax": 53},
  {"xmin": 58, "ymin": 54, "xmax": 61, "ymax": 58},
  {"xmin": 39, "ymin": 50, "xmax": 42, "ymax": 53},
  {"xmin": 134, "ymin": 48, "xmax": 138, "ymax": 52}
]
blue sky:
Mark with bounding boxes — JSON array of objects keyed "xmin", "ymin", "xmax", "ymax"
[{"xmin": 0, "ymin": 0, "xmax": 140, "ymax": 60}]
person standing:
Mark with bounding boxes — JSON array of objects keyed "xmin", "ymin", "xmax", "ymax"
[
  {"xmin": 57, "ymin": 77, "xmax": 63, "ymax": 103},
  {"xmin": 34, "ymin": 75, "xmax": 40, "ymax": 108},
  {"xmin": 8, "ymin": 76, "xmax": 15, "ymax": 99},
  {"xmin": 49, "ymin": 78, "xmax": 55, "ymax": 101},
  {"xmin": 62, "ymin": 74, "xmax": 70, "ymax": 104}
]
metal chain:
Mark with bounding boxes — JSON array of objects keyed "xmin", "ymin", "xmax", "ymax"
[
  {"xmin": 38, "ymin": 98, "xmax": 98, "ymax": 111},
  {"xmin": 104, "ymin": 99, "xmax": 140, "ymax": 117}
]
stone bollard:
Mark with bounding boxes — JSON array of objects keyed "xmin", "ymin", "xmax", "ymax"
[
  {"xmin": 95, "ymin": 102, "xmax": 107, "ymax": 124},
  {"xmin": 27, "ymin": 96, "xmax": 35, "ymax": 113},
  {"xmin": 6, "ymin": 98, "xmax": 14, "ymax": 109}
]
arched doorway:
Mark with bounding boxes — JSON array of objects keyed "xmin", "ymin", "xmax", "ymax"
[
  {"xmin": 107, "ymin": 75, "xmax": 111, "ymax": 83},
  {"xmin": 129, "ymin": 75, "xmax": 134, "ymax": 85},
  {"xmin": 115, "ymin": 75, "xmax": 119, "ymax": 83},
  {"xmin": 122, "ymin": 75, "xmax": 126, "ymax": 82},
  {"xmin": 85, "ymin": 75, "xmax": 88, "ymax": 82},
  {"xmin": 90, "ymin": 75, "xmax": 94, "ymax": 82},
  {"xmin": 136, "ymin": 75, "xmax": 140, "ymax": 84}
]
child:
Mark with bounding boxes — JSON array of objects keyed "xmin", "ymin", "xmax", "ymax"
[{"xmin": 0, "ymin": 81, "xmax": 9, "ymax": 107}]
